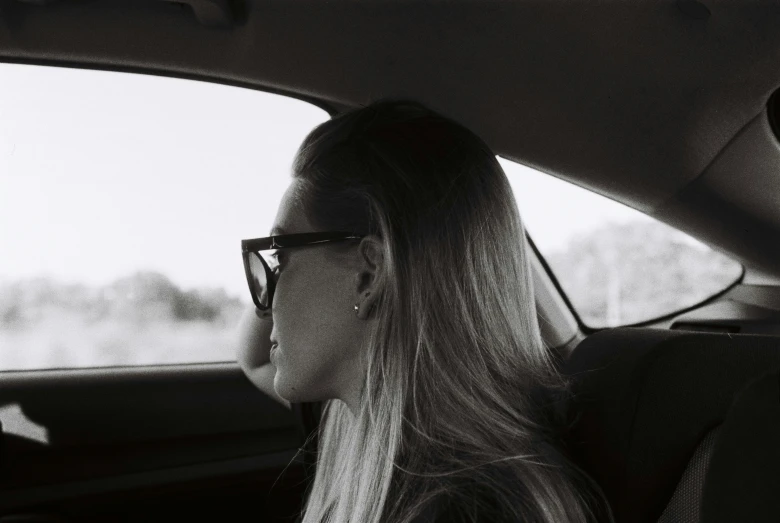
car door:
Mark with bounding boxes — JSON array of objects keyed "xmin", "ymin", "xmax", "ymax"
[
  {"xmin": 0, "ymin": 365, "xmax": 307, "ymax": 523},
  {"xmin": 0, "ymin": 62, "xmax": 330, "ymax": 522}
]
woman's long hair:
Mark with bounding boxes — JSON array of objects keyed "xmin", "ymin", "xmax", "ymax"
[{"xmin": 288, "ymin": 100, "xmax": 613, "ymax": 523}]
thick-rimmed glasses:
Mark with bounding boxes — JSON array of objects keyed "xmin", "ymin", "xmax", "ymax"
[{"xmin": 241, "ymin": 231, "xmax": 365, "ymax": 311}]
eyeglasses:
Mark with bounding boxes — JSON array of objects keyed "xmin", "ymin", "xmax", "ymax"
[{"xmin": 241, "ymin": 231, "xmax": 366, "ymax": 311}]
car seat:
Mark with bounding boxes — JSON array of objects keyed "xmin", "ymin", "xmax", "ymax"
[{"xmin": 562, "ymin": 327, "xmax": 780, "ymax": 523}]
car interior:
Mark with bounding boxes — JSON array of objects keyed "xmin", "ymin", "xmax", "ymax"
[{"xmin": 2, "ymin": 1, "xmax": 780, "ymax": 522}]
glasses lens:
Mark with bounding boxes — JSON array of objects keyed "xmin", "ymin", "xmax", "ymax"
[{"xmin": 248, "ymin": 252, "xmax": 271, "ymax": 309}]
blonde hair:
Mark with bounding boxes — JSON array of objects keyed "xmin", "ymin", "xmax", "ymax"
[{"xmin": 288, "ymin": 100, "xmax": 613, "ymax": 523}]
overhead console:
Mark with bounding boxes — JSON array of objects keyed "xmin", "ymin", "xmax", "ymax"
[{"xmin": 671, "ymin": 284, "xmax": 780, "ymax": 335}]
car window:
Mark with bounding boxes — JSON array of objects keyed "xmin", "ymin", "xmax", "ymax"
[
  {"xmin": 501, "ymin": 158, "xmax": 744, "ymax": 328},
  {"xmin": 0, "ymin": 63, "xmax": 328, "ymax": 371}
]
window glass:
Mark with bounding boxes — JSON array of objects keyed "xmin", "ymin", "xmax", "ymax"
[
  {"xmin": 0, "ymin": 63, "xmax": 328, "ymax": 371},
  {"xmin": 501, "ymin": 158, "xmax": 744, "ymax": 328}
]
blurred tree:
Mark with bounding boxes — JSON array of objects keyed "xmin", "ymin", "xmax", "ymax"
[
  {"xmin": 546, "ymin": 220, "xmax": 743, "ymax": 327},
  {"xmin": 0, "ymin": 271, "xmax": 246, "ymax": 327}
]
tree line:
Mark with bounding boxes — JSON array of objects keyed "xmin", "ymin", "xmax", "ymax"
[
  {"xmin": 0, "ymin": 271, "xmax": 245, "ymax": 328},
  {"xmin": 1, "ymin": 220, "xmax": 744, "ymax": 331}
]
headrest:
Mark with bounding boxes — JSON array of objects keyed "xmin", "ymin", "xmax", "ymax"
[{"xmin": 562, "ymin": 327, "xmax": 780, "ymax": 523}]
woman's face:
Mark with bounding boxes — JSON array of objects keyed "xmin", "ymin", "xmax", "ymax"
[{"xmin": 267, "ymin": 180, "xmax": 379, "ymax": 413}]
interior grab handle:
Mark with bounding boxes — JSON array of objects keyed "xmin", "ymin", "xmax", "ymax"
[
  {"xmin": 160, "ymin": 0, "xmax": 234, "ymax": 28},
  {"xmin": 8, "ymin": 0, "xmax": 236, "ymax": 28}
]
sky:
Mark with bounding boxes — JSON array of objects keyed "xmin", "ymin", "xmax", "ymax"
[{"xmin": 0, "ymin": 62, "xmax": 658, "ymax": 300}]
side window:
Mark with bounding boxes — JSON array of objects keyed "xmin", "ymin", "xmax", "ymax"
[
  {"xmin": 0, "ymin": 63, "xmax": 328, "ymax": 371},
  {"xmin": 500, "ymin": 158, "xmax": 744, "ymax": 328}
]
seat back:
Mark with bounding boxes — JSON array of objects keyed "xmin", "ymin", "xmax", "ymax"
[
  {"xmin": 701, "ymin": 367, "xmax": 780, "ymax": 522},
  {"xmin": 656, "ymin": 424, "xmax": 721, "ymax": 523},
  {"xmin": 561, "ymin": 327, "xmax": 780, "ymax": 523}
]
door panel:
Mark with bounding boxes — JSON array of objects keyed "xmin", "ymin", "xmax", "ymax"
[{"xmin": 0, "ymin": 364, "xmax": 307, "ymax": 522}]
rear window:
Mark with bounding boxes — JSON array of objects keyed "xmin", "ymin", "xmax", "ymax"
[{"xmin": 502, "ymin": 158, "xmax": 744, "ymax": 328}]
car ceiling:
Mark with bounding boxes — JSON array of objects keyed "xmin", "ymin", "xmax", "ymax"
[{"xmin": 2, "ymin": 0, "xmax": 780, "ymax": 276}]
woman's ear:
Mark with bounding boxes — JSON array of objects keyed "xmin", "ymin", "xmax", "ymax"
[{"xmin": 355, "ymin": 235, "xmax": 384, "ymax": 319}]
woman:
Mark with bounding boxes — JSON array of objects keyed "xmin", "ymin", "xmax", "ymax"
[{"xmin": 236, "ymin": 100, "xmax": 613, "ymax": 523}]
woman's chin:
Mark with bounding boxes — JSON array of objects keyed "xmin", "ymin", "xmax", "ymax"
[{"xmin": 273, "ymin": 373, "xmax": 296, "ymax": 402}]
